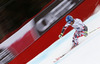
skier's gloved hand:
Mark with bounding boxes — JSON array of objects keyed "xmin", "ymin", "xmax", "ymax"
[
  {"xmin": 84, "ymin": 31, "xmax": 88, "ymax": 37},
  {"xmin": 59, "ymin": 33, "xmax": 63, "ymax": 38}
]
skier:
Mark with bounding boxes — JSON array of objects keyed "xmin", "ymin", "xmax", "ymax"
[{"xmin": 59, "ymin": 15, "xmax": 88, "ymax": 48}]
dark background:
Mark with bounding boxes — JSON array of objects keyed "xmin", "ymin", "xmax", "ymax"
[{"xmin": 0, "ymin": 0, "xmax": 51, "ymax": 40}]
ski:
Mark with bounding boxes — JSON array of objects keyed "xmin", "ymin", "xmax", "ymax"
[{"xmin": 53, "ymin": 49, "xmax": 71, "ymax": 63}]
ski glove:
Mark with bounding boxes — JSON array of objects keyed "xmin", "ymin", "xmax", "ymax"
[
  {"xmin": 59, "ymin": 33, "xmax": 63, "ymax": 38},
  {"xmin": 84, "ymin": 31, "xmax": 88, "ymax": 37}
]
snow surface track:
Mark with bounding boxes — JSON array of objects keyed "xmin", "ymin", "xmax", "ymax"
[{"xmin": 27, "ymin": 10, "xmax": 100, "ymax": 64}]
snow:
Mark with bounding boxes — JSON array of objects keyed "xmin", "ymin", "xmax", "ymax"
[{"xmin": 27, "ymin": 10, "xmax": 100, "ymax": 64}]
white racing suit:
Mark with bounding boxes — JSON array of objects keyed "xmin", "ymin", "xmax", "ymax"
[{"xmin": 61, "ymin": 18, "xmax": 88, "ymax": 47}]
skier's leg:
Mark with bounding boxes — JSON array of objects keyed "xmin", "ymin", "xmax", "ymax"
[
  {"xmin": 72, "ymin": 31, "xmax": 79, "ymax": 48},
  {"xmin": 72, "ymin": 29, "xmax": 88, "ymax": 49}
]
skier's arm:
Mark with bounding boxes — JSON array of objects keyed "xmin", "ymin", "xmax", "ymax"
[
  {"xmin": 59, "ymin": 26, "xmax": 66, "ymax": 38},
  {"xmin": 61, "ymin": 26, "xmax": 67, "ymax": 34},
  {"xmin": 59, "ymin": 24, "xmax": 69, "ymax": 38},
  {"xmin": 78, "ymin": 19, "xmax": 88, "ymax": 36},
  {"xmin": 83, "ymin": 25, "xmax": 88, "ymax": 31},
  {"xmin": 77, "ymin": 19, "xmax": 88, "ymax": 31}
]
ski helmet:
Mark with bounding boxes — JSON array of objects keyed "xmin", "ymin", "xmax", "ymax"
[{"xmin": 65, "ymin": 15, "xmax": 74, "ymax": 24}]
